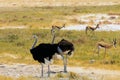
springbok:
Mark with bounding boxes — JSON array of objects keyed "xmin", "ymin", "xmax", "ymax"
[
  {"xmin": 51, "ymin": 24, "xmax": 65, "ymax": 32},
  {"xmin": 85, "ymin": 23, "xmax": 100, "ymax": 34},
  {"xmin": 97, "ymin": 39, "xmax": 117, "ymax": 58},
  {"xmin": 51, "ymin": 24, "xmax": 65, "ymax": 44}
]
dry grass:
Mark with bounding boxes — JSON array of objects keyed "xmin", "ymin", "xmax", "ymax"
[
  {"xmin": 0, "ymin": 5, "xmax": 120, "ymax": 28},
  {"xmin": 0, "ymin": 75, "xmax": 13, "ymax": 80},
  {"xmin": 0, "ymin": 29, "xmax": 120, "ymax": 70},
  {"xmin": 0, "ymin": 0, "xmax": 120, "ymax": 7}
]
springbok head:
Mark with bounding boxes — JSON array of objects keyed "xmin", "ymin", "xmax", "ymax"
[{"xmin": 112, "ymin": 38, "xmax": 117, "ymax": 48}]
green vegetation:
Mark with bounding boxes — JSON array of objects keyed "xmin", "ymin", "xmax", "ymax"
[
  {"xmin": 0, "ymin": 29, "xmax": 120, "ymax": 70},
  {"xmin": 0, "ymin": 4, "xmax": 120, "ymax": 27}
]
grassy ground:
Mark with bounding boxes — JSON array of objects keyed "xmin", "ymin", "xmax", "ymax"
[
  {"xmin": 0, "ymin": 5, "xmax": 120, "ymax": 28},
  {"xmin": 0, "ymin": 29, "xmax": 120, "ymax": 70}
]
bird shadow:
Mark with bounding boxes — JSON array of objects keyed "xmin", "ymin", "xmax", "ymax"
[
  {"xmin": 48, "ymin": 70, "xmax": 67, "ymax": 74},
  {"xmin": 33, "ymin": 70, "xmax": 67, "ymax": 78}
]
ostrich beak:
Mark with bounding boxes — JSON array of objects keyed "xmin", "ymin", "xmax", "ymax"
[{"xmin": 68, "ymin": 51, "xmax": 74, "ymax": 57}]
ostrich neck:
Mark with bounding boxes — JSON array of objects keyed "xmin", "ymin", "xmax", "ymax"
[
  {"xmin": 52, "ymin": 35, "xmax": 55, "ymax": 44},
  {"xmin": 51, "ymin": 31, "xmax": 56, "ymax": 44},
  {"xmin": 31, "ymin": 37, "xmax": 38, "ymax": 49},
  {"xmin": 57, "ymin": 46, "xmax": 63, "ymax": 54}
]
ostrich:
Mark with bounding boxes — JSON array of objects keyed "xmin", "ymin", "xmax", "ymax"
[
  {"xmin": 30, "ymin": 35, "xmax": 74, "ymax": 77},
  {"xmin": 97, "ymin": 39, "xmax": 117, "ymax": 58},
  {"xmin": 85, "ymin": 23, "xmax": 100, "ymax": 34}
]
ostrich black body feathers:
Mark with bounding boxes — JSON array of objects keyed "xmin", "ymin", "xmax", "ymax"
[
  {"xmin": 58, "ymin": 39, "xmax": 74, "ymax": 55},
  {"xmin": 30, "ymin": 44, "xmax": 58, "ymax": 63}
]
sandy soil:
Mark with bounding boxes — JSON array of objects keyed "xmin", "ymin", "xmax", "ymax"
[{"xmin": 0, "ymin": 63, "xmax": 120, "ymax": 80}]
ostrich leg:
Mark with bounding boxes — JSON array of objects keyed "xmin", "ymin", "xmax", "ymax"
[
  {"xmin": 58, "ymin": 47, "xmax": 67, "ymax": 72},
  {"xmin": 48, "ymin": 64, "xmax": 50, "ymax": 77},
  {"xmin": 62, "ymin": 54, "xmax": 67, "ymax": 73},
  {"xmin": 41, "ymin": 63, "xmax": 44, "ymax": 77},
  {"xmin": 64, "ymin": 55, "xmax": 68, "ymax": 72}
]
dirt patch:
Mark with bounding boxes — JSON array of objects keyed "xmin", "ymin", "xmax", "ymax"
[{"xmin": 0, "ymin": 63, "xmax": 120, "ymax": 80}]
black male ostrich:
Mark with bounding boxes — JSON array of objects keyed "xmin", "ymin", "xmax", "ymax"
[{"xmin": 30, "ymin": 35, "xmax": 74, "ymax": 77}]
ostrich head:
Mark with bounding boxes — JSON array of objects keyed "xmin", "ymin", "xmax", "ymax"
[
  {"xmin": 31, "ymin": 35, "xmax": 38, "ymax": 49},
  {"xmin": 57, "ymin": 39, "xmax": 74, "ymax": 56},
  {"xmin": 33, "ymin": 35, "xmax": 38, "ymax": 39}
]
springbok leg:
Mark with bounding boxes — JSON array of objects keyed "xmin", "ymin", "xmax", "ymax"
[
  {"xmin": 104, "ymin": 48, "xmax": 106, "ymax": 58},
  {"xmin": 98, "ymin": 46, "xmax": 100, "ymax": 57}
]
